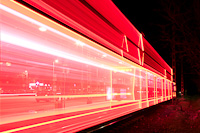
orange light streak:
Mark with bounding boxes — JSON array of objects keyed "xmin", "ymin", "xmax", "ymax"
[
  {"xmin": 139, "ymin": 70, "xmax": 142, "ymax": 108},
  {"xmin": 155, "ymin": 77, "xmax": 157, "ymax": 104},
  {"xmin": 132, "ymin": 68, "xmax": 136, "ymax": 101},
  {"xmin": 138, "ymin": 48, "xmax": 141, "ymax": 65},
  {"xmin": 146, "ymin": 71, "xmax": 149, "ymax": 107},
  {"xmin": 168, "ymin": 81, "xmax": 170, "ymax": 99},
  {"xmin": 2, "ymin": 101, "xmax": 141, "ymax": 133},
  {"xmin": 154, "ymin": 76, "xmax": 156, "ymax": 104}
]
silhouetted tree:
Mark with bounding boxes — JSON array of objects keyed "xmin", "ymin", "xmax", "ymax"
[{"xmin": 155, "ymin": 0, "xmax": 200, "ymax": 75}]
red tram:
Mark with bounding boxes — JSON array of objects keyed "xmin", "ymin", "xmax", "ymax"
[{"xmin": 0, "ymin": 0, "xmax": 175, "ymax": 132}]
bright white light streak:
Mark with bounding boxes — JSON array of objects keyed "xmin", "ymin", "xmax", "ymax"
[
  {"xmin": 1, "ymin": 4, "xmax": 134, "ymax": 76},
  {"xmin": 0, "ymin": 4, "xmax": 76, "ymax": 42},
  {"xmin": 1, "ymin": 4, "xmax": 131, "ymax": 66},
  {"xmin": 2, "ymin": 32, "xmax": 134, "ymax": 76},
  {"xmin": 1, "ymin": 32, "xmax": 115, "ymax": 71},
  {"xmin": 0, "ymin": 4, "xmax": 106, "ymax": 54}
]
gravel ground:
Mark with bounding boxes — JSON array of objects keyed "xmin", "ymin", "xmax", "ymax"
[{"xmin": 96, "ymin": 95, "xmax": 200, "ymax": 133}]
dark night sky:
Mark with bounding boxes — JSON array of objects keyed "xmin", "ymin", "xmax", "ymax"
[{"xmin": 112, "ymin": 0, "xmax": 170, "ymax": 64}]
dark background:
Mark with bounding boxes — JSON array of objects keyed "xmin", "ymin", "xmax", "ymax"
[{"xmin": 112, "ymin": 0, "xmax": 200, "ymax": 95}]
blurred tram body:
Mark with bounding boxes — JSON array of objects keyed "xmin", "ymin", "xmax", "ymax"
[{"xmin": 0, "ymin": 0, "xmax": 176, "ymax": 132}]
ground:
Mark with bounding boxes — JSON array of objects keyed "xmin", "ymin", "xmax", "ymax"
[{"xmin": 98, "ymin": 95, "xmax": 200, "ymax": 133}]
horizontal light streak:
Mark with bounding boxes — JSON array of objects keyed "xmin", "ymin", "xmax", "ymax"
[
  {"xmin": 1, "ymin": 32, "xmax": 117, "ymax": 72},
  {"xmin": 3, "ymin": 99, "xmax": 158, "ymax": 132},
  {"xmin": 0, "ymin": 4, "xmax": 77, "ymax": 43},
  {"xmin": 1, "ymin": 4, "xmax": 131, "ymax": 72},
  {"xmin": 1, "ymin": 5, "xmax": 135, "ymax": 76},
  {"xmin": 62, "ymin": 107, "xmax": 140, "ymax": 132},
  {"xmin": 3, "ymin": 101, "xmax": 141, "ymax": 133},
  {"xmin": 0, "ymin": 101, "xmax": 111, "ymax": 125},
  {"xmin": 0, "ymin": 93, "xmax": 133, "ymax": 100}
]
